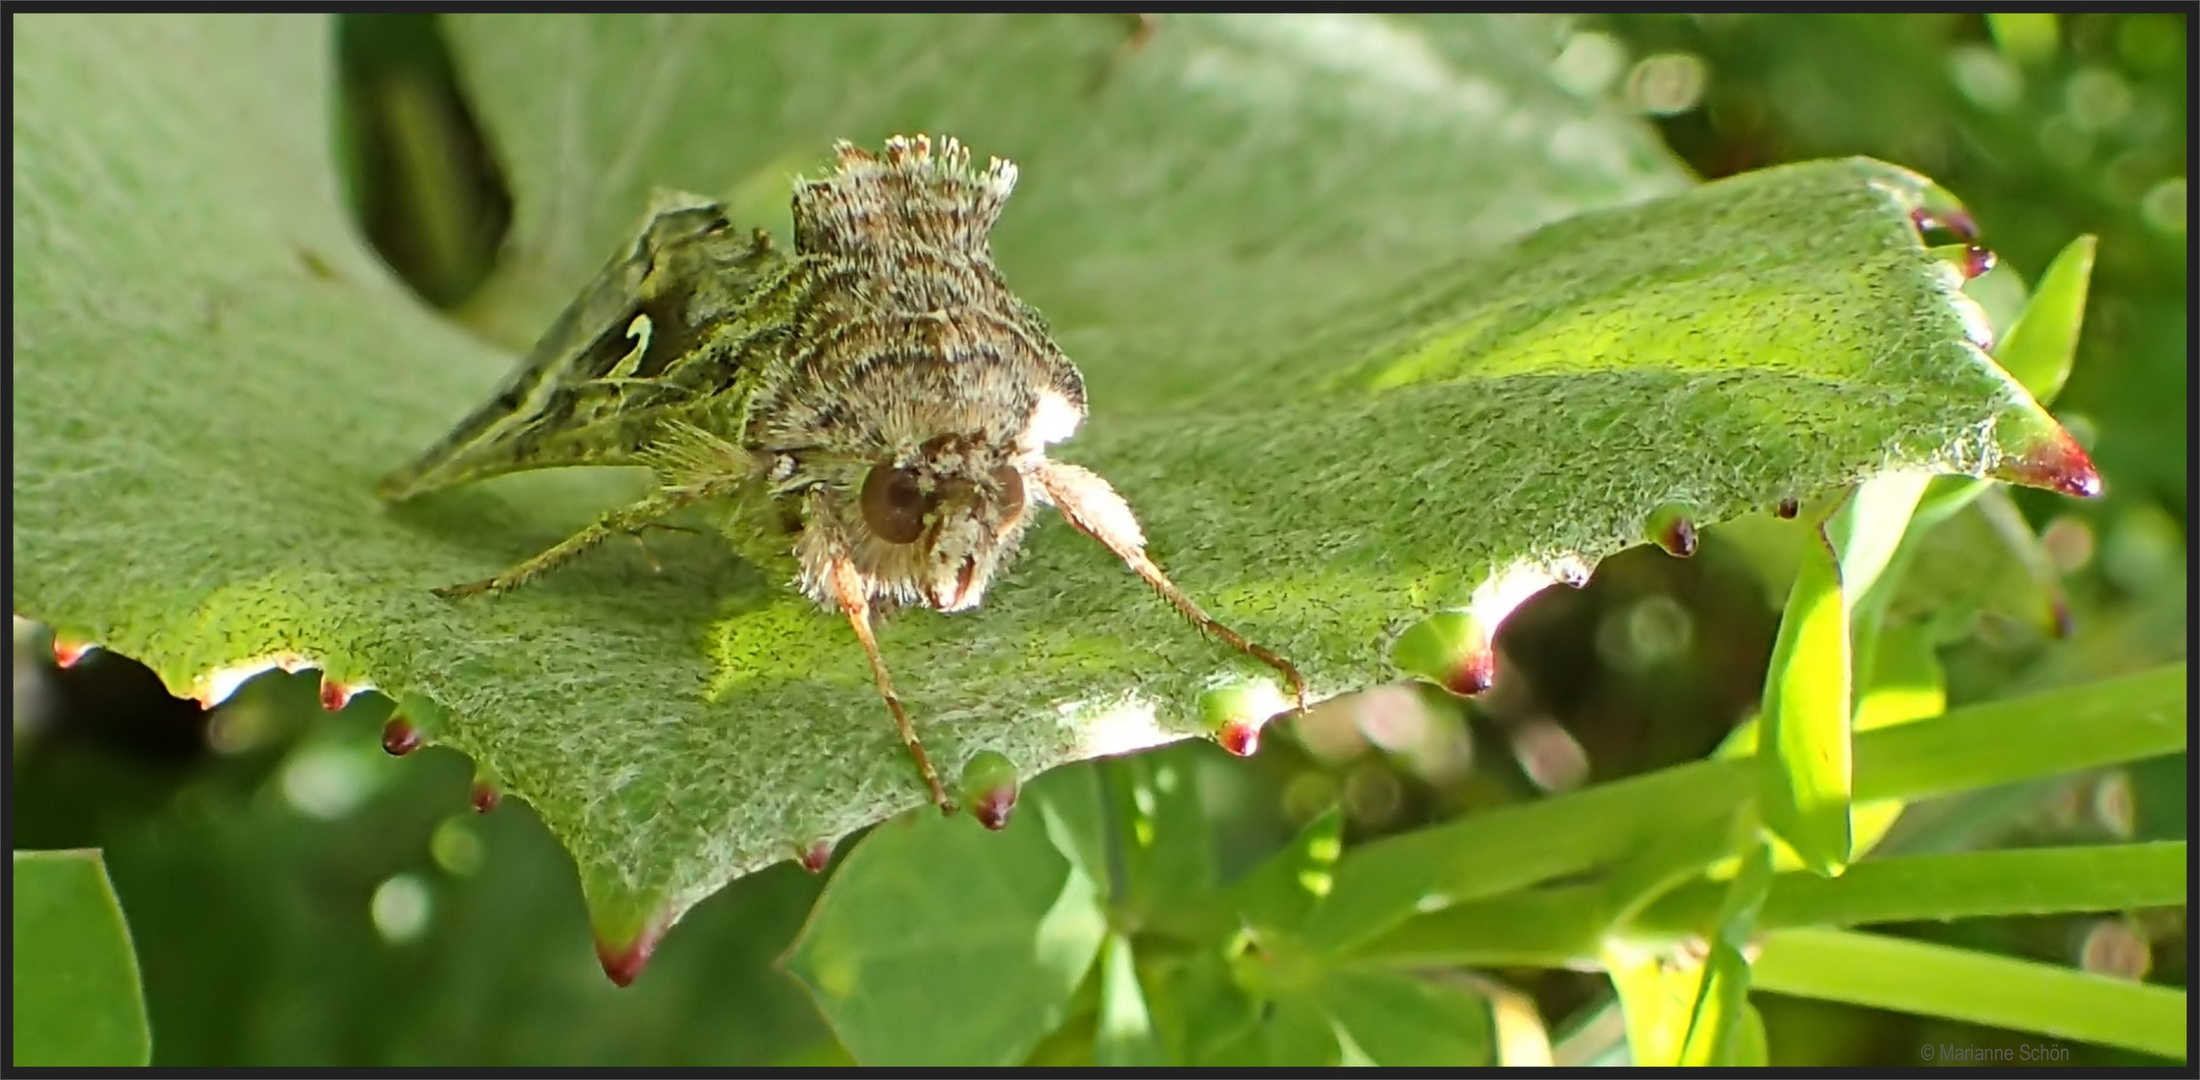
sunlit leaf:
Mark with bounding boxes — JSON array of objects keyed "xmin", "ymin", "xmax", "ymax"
[{"xmin": 15, "ymin": 12, "xmax": 2092, "ymax": 955}]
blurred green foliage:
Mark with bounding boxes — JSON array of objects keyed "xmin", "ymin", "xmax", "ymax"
[
  {"xmin": 11, "ymin": 850, "xmax": 152, "ymax": 1066},
  {"xmin": 1591, "ymin": 12, "xmax": 2189, "ymax": 1066},
  {"xmin": 11, "ymin": 11, "xmax": 2183, "ymax": 1067}
]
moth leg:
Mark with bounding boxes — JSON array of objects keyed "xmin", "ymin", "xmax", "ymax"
[
  {"xmin": 435, "ymin": 487, "xmax": 713, "ymax": 599},
  {"xmin": 830, "ymin": 557, "xmax": 955, "ymax": 815},
  {"xmin": 627, "ymin": 521, "xmax": 703, "ymax": 574},
  {"xmin": 1034, "ymin": 459, "xmax": 1308, "ymax": 714}
]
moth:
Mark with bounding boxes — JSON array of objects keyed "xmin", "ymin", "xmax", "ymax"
[{"xmin": 380, "ymin": 135, "xmax": 1305, "ymax": 813}]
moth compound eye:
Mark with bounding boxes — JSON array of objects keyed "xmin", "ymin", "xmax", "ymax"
[
  {"xmin": 860, "ymin": 464, "xmax": 931, "ymax": 544},
  {"xmin": 992, "ymin": 466, "xmax": 1026, "ymax": 531}
]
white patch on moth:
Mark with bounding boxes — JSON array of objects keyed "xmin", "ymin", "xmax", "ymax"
[
  {"xmin": 1020, "ymin": 388, "xmax": 1084, "ymax": 450},
  {"xmin": 983, "ymin": 156, "xmax": 1018, "ymax": 199},
  {"xmin": 191, "ymin": 652, "xmax": 316, "ymax": 708},
  {"xmin": 604, "ymin": 313, "xmax": 654, "ymax": 379}
]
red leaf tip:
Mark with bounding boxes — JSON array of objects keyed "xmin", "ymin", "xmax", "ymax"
[
  {"xmin": 380, "ymin": 717, "xmax": 422, "ymax": 757},
  {"xmin": 1217, "ymin": 717, "xmax": 1263, "ymax": 757},
  {"xmin": 319, "ymin": 673, "xmax": 358, "ymax": 712},
  {"xmin": 593, "ymin": 922, "xmax": 667, "ymax": 988},
  {"xmin": 971, "ymin": 785, "xmax": 1018, "ymax": 831},
  {"xmin": 1441, "ymin": 645, "xmax": 1496, "ymax": 696},
  {"xmin": 52, "ymin": 636, "xmax": 95, "ymax": 669},
  {"xmin": 2003, "ymin": 429, "xmax": 2102, "ymax": 499}
]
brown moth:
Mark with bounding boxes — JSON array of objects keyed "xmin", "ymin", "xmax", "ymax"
[{"xmin": 379, "ymin": 135, "xmax": 1305, "ymax": 812}]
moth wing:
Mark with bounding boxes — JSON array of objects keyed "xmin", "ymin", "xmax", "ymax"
[{"xmin": 378, "ymin": 191, "xmax": 783, "ymax": 501}]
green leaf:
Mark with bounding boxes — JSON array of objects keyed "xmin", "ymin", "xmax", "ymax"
[
  {"xmin": 1261, "ymin": 993, "xmax": 1344, "ymax": 1066},
  {"xmin": 1316, "ymin": 967, "xmax": 1495, "ymax": 1066},
  {"xmin": 1844, "ymin": 620, "xmax": 1944, "ymax": 861},
  {"xmin": 1093, "ymin": 933, "xmax": 1164, "ymax": 1067},
  {"xmin": 1753, "ymin": 927, "xmax": 2187, "ymax": 1060},
  {"xmin": 1715, "ymin": 482, "xmax": 1937, "ymax": 753},
  {"xmin": 1230, "ymin": 806, "xmax": 1344, "ymax": 941},
  {"xmin": 1829, "ymin": 474, "xmax": 1933, "ymax": 615},
  {"xmin": 780, "ymin": 775, "xmax": 1108, "ymax": 1066},
  {"xmin": 1105, "ymin": 746, "xmax": 1216, "ymax": 932},
  {"xmin": 1994, "ymin": 234, "xmax": 2095, "ymax": 407},
  {"xmin": 1308, "ymin": 763, "xmax": 1754, "ymax": 954},
  {"xmin": 1676, "ymin": 942, "xmax": 1754, "ymax": 1065},
  {"xmin": 1019, "ymin": 966, "xmax": 1103, "ymax": 1066},
  {"xmin": 1850, "ymin": 620, "xmax": 1946, "ymax": 734},
  {"xmin": 1601, "ymin": 842, "xmax": 1773, "ymax": 1068},
  {"xmin": 1724, "ymin": 1002, "xmax": 1770, "ymax": 1067},
  {"xmin": 1326, "ymin": 663, "xmax": 2185, "ymax": 962},
  {"xmin": 11, "ymin": 850, "xmax": 152, "ymax": 1067},
  {"xmin": 1142, "ymin": 945, "xmax": 1263, "ymax": 1066},
  {"xmin": 1677, "ymin": 842, "xmax": 1773, "ymax": 1066},
  {"xmin": 1758, "ymin": 520, "xmax": 1854, "ymax": 875},
  {"xmin": 1721, "ymin": 473, "xmax": 1937, "ymax": 870},
  {"xmin": 1389, "ymin": 612, "xmax": 1494, "ymax": 695},
  {"xmin": 1636, "ymin": 843, "xmax": 2188, "ymax": 935},
  {"xmin": 1601, "ymin": 941, "xmax": 1702, "ymax": 1067},
  {"xmin": 1597, "ymin": 794, "xmax": 1756, "ymax": 930},
  {"xmin": 1352, "ymin": 883, "xmax": 1608, "ymax": 969},
  {"xmin": 1908, "ymin": 233, "xmax": 2096, "ymax": 528},
  {"xmin": 14, "ymin": 12, "xmax": 2096, "ymax": 952},
  {"xmin": 1853, "ymin": 664, "xmax": 2186, "ymax": 802}
]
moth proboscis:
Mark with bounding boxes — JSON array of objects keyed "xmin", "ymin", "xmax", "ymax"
[{"xmin": 379, "ymin": 134, "xmax": 1307, "ymax": 813}]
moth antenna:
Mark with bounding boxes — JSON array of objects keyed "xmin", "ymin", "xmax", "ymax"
[
  {"xmin": 831, "ymin": 558, "xmax": 955, "ymax": 814},
  {"xmin": 1034, "ymin": 460, "xmax": 1308, "ymax": 714}
]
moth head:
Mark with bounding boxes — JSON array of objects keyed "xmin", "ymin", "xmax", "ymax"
[{"xmin": 848, "ymin": 434, "xmax": 1031, "ymax": 612}]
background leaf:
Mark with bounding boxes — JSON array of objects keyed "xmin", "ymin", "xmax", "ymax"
[
  {"xmin": 11, "ymin": 850, "xmax": 152, "ymax": 1067},
  {"xmin": 780, "ymin": 771, "xmax": 1108, "ymax": 1066},
  {"xmin": 1753, "ymin": 927, "xmax": 2188, "ymax": 1059},
  {"xmin": 1329, "ymin": 663, "xmax": 2185, "ymax": 969},
  {"xmin": 1757, "ymin": 522, "xmax": 1853, "ymax": 874},
  {"xmin": 1105, "ymin": 746, "xmax": 1219, "ymax": 937},
  {"xmin": 1986, "ymin": 234, "xmax": 2094, "ymax": 408},
  {"xmin": 1317, "ymin": 967, "xmax": 1495, "ymax": 1066},
  {"xmin": 1637, "ymin": 842, "xmax": 2187, "ymax": 933},
  {"xmin": 1093, "ymin": 932, "xmax": 1165, "ymax": 1067},
  {"xmin": 1230, "ymin": 805, "xmax": 1343, "ymax": 940}
]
